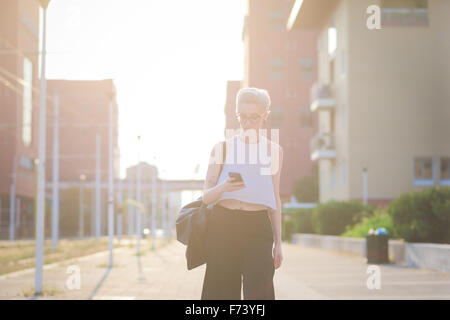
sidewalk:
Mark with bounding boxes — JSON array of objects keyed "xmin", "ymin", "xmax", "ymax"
[{"xmin": 1, "ymin": 239, "xmax": 450, "ymax": 299}]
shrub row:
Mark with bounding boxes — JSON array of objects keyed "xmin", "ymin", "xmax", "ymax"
[{"xmin": 283, "ymin": 187, "xmax": 450, "ymax": 244}]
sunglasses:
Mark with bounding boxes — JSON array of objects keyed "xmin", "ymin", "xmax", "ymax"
[{"xmin": 236, "ymin": 112, "xmax": 267, "ymax": 123}]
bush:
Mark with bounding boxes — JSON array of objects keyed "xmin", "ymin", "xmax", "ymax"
[
  {"xmin": 388, "ymin": 187, "xmax": 450, "ymax": 243},
  {"xmin": 281, "ymin": 208, "xmax": 315, "ymax": 242},
  {"xmin": 293, "ymin": 164, "xmax": 318, "ymax": 202},
  {"xmin": 311, "ymin": 200, "xmax": 377, "ymax": 235},
  {"xmin": 294, "ymin": 209, "xmax": 315, "ymax": 234},
  {"xmin": 342, "ymin": 208, "xmax": 397, "ymax": 238}
]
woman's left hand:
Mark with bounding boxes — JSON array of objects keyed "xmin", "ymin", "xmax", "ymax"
[{"xmin": 273, "ymin": 243, "xmax": 283, "ymax": 269}]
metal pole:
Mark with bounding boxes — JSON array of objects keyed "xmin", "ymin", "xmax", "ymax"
[
  {"xmin": 51, "ymin": 92, "xmax": 59, "ymax": 249},
  {"xmin": 95, "ymin": 134, "xmax": 101, "ymax": 239},
  {"xmin": 151, "ymin": 167, "xmax": 156, "ymax": 250},
  {"xmin": 79, "ymin": 175, "xmax": 85, "ymax": 238},
  {"xmin": 91, "ymin": 186, "xmax": 95, "ymax": 237},
  {"xmin": 107, "ymin": 100, "xmax": 114, "ymax": 268},
  {"xmin": 9, "ymin": 156, "xmax": 16, "ymax": 242},
  {"xmin": 117, "ymin": 214, "xmax": 122, "ymax": 241},
  {"xmin": 35, "ymin": 2, "xmax": 49, "ymax": 295},
  {"xmin": 363, "ymin": 167, "xmax": 368, "ymax": 205},
  {"xmin": 117, "ymin": 179, "xmax": 123, "ymax": 241},
  {"xmin": 128, "ymin": 181, "xmax": 134, "ymax": 236},
  {"xmin": 16, "ymin": 198, "xmax": 21, "ymax": 238},
  {"xmin": 162, "ymin": 179, "xmax": 167, "ymax": 244},
  {"xmin": 136, "ymin": 136, "xmax": 141, "ymax": 255}
]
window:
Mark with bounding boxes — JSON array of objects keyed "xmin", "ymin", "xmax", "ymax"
[
  {"xmin": 19, "ymin": 155, "xmax": 34, "ymax": 170},
  {"xmin": 22, "ymin": 57, "xmax": 33, "ymax": 147},
  {"xmin": 285, "ymin": 88, "xmax": 291, "ymax": 99},
  {"xmin": 299, "ymin": 105, "xmax": 313, "ymax": 128},
  {"xmin": 328, "ymin": 27, "xmax": 337, "ymax": 56},
  {"xmin": 380, "ymin": 0, "xmax": 428, "ymax": 27},
  {"xmin": 341, "ymin": 104, "xmax": 346, "ymax": 128},
  {"xmin": 330, "ymin": 163, "xmax": 336, "ymax": 189},
  {"xmin": 320, "ymin": 168, "xmax": 326, "ymax": 195},
  {"xmin": 299, "ymin": 57, "xmax": 315, "ymax": 81},
  {"xmin": 413, "ymin": 157, "xmax": 434, "ymax": 186},
  {"xmin": 269, "ymin": 106, "xmax": 284, "ymax": 129},
  {"xmin": 340, "ymin": 51, "xmax": 346, "ymax": 75},
  {"xmin": 341, "ymin": 159, "xmax": 347, "ymax": 186},
  {"xmin": 270, "ymin": 57, "xmax": 284, "ymax": 80},
  {"xmin": 268, "ymin": 9, "xmax": 284, "ymax": 32},
  {"xmin": 440, "ymin": 157, "xmax": 450, "ymax": 185},
  {"xmin": 329, "ymin": 58, "xmax": 335, "ymax": 83}
]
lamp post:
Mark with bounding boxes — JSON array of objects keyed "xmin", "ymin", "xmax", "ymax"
[
  {"xmin": 151, "ymin": 156, "xmax": 157, "ymax": 251},
  {"xmin": 363, "ymin": 165, "xmax": 368, "ymax": 206},
  {"xmin": 51, "ymin": 92, "xmax": 59, "ymax": 248},
  {"xmin": 9, "ymin": 156, "xmax": 17, "ymax": 242},
  {"xmin": 95, "ymin": 133, "xmax": 101, "ymax": 239},
  {"xmin": 136, "ymin": 135, "xmax": 142, "ymax": 256},
  {"xmin": 106, "ymin": 89, "xmax": 116, "ymax": 268},
  {"xmin": 79, "ymin": 174, "xmax": 86, "ymax": 238},
  {"xmin": 35, "ymin": 0, "xmax": 51, "ymax": 296},
  {"xmin": 161, "ymin": 169, "xmax": 167, "ymax": 244}
]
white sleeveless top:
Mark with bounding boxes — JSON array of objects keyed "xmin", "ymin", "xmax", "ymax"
[{"xmin": 208, "ymin": 134, "xmax": 277, "ymax": 211}]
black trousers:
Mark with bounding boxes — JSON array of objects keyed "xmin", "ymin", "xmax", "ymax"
[{"xmin": 201, "ymin": 204, "xmax": 275, "ymax": 300}]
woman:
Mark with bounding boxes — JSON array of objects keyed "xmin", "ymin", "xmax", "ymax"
[{"xmin": 201, "ymin": 87, "xmax": 283, "ymax": 300}]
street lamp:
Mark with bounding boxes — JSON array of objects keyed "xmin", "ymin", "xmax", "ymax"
[
  {"xmin": 363, "ymin": 165, "xmax": 368, "ymax": 206},
  {"xmin": 136, "ymin": 135, "xmax": 142, "ymax": 256},
  {"xmin": 161, "ymin": 169, "xmax": 167, "ymax": 244},
  {"xmin": 51, "ymin": 92, "xmax": 60, "ymax": 249},
  {"xmin": 79, "ymin": 174, "xmax": 86, "ymax": 239},
  {"xmin": 151, "ymin": 156, "xmax": 157, "ymax": 251},
  {"xmin": 35, "ymin": 0, "xmax": 51, "ymax": 296},
  {"xmin": 106, "ymin": 89, "xmax": 116, "ymax": 268}
]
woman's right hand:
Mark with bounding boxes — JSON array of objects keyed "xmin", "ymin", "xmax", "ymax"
[{"xmin": 220, "ymin": 177, "xmax": 246, "ymax": 193}]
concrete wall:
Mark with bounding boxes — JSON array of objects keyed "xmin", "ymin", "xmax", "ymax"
[{"xmin": 292, "ymin": 233, "xmax": 450, "ymax": 273}]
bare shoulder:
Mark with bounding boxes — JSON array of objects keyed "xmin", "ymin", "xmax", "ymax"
[
  {"xmin": 210, "ymin": 140, "xmax": 225, "ymax": 155},
  {"xmin": 265, "ymin": 137, "xmax": 283, "ymax": 156}
]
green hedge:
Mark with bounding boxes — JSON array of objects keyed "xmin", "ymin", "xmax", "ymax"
[
  {"xmin": 283, "ymin": 187, "xmax": 450, "ymax": 244},
  {"xmin": 282, "ymin": 208, "xmax": 315, "ymax": 242},
  {"xmin": 311, "ymin": 200, "xmax": 377, "ymax": 236},
  {"xmin": 388, "ymin": 187, "xmax": 450, "ymax": 243}
]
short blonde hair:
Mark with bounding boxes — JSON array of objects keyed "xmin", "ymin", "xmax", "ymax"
[{"xmin": 236, "ymin": 87, "xmax": 271, "ymax": 113}]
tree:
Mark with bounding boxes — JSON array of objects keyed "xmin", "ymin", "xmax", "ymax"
[{"xmin": 293, "ymin": 164, "xmax": 319, "ymax": 203}]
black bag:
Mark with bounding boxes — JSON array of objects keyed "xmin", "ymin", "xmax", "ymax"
[{"xmin": 176, "ymin": 141, "xmax": 226, "ymax": 270}]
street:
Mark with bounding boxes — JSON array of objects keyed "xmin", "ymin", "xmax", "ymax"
[{"xmin": 1, "ymin": 240, "xmax": 450, "ymax": 300}]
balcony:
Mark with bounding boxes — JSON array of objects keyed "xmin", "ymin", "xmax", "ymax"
[
  {"xmin": 310, "ymin": 132, "xmax": 336, "ymax": 161},
  {"xmin": 310, "ymin": 82, "xmax": 335, "ymax": 112}
]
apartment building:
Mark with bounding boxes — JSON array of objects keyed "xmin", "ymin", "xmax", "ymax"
[
  {"xmin": 288, "ymin": 0, "xmax": 450, "ymax": 206},
  {"xmin": 45, "ymin": 79, "xmax": 120, "ymax": 237},
  {"xmin": 45, "ymin": 79, "xmax": 120, "ymax": 184},
  {"xmin": 242, "ymin": 0, "xmax": 320, "ymax": 203},
  {"xmin": 0, "ymin": 0, "xmax": 40, "ymax": 239},
  {"xmin": 224, "ymin": 80, "xmax": 242, "ymax": 134}
]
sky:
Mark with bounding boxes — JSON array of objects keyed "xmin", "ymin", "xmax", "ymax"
[{"xmin": 43, "ymin": 0, "xmax": 246, "ymax": 181}]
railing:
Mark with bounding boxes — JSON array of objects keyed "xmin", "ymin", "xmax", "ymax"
[
  {"xmin": 310, "ymin": 82, "xmax": 333, "ymax": 107},
  {"xmin": 310, "ymin": 131, "xmax": 335, "ymax": 154}
]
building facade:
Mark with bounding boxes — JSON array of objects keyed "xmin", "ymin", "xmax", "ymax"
[
  {"xmin": 224, "ymin": 80, "xmax": 242, "ymax": 135},
  {"xmin": 288, "ymin": 0, "xmax": 450, "ymax": 206},
  {"xmin": 0, "ymin": 0, "xmax": 40, "ymax": 239},
  {"xmin": 242, "ymin": 0, "xmax": 320, "ymax": 204},
  {"xmin": 46, "ymin": 79, "xmax": 120, "ymax": 184}
]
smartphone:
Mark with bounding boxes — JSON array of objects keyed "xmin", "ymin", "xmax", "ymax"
[{"xmin": 228, "ymin": 172, "xmax": 243, "ymax": 183}]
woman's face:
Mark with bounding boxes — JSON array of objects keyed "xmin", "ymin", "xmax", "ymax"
[{"xmin": 236, "ymin": 102, "xmax": 269, "ymax": 133}]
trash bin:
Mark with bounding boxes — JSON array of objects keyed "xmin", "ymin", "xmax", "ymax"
[{"xmin": 366, "ymin": 228, "xmax": 389, "ymax": 264}]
